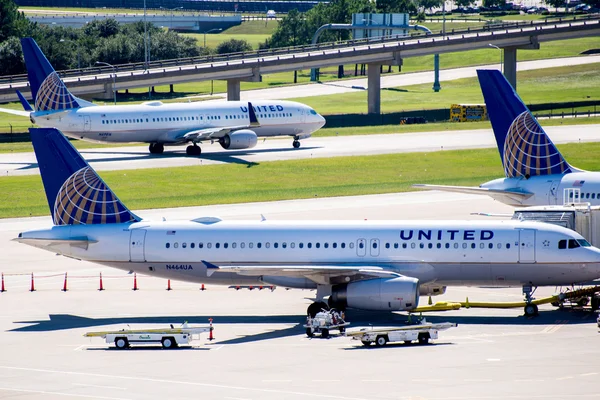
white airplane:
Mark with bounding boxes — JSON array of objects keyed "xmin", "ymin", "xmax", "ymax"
[
  {"xmin": 0, "ymin": 38, "xmax": 325, "ymax": 156},
  {"xmin": 415, "ymin": 69, "xmax": 600, "ymax": 206},
  {"xmin": 15, "ymin": 127, "xmax": 600, "ymax": 317}
]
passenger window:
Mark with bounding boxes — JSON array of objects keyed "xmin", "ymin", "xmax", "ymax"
[
  {"xmin": 436, "ymin": 243, "xmax": 441, "ymax": 249},
  {"xmin": 257, "ymin": 243, "xmax": 262, "ymax": 249},
  {"xmin": 558, "ymin": 240, "xmax": 566, "ymax": 249},
  {"xmin": 497, "ymin": 243, "xmax": 502, "ymax": 249},
  {"xmin": 316, "ymin": 243, "xmax": 320, "ymax": 249},
  {"xmin": 506, "ymin": 243, "xmax": 511, "ymax": 249},
  {"xmin": 332, "ymin": 243, "xmax": 337, "ymax": 249},
  {"xmin": 324, "ymin": 243, "xmax": 328, "ymax": 249},
  {"xmin": 593, "ymin": 194, "xmax": 596, "ymax": 199},
  {"xmin": 174, "ymin": 242, "xmax": 179, "ymax": 248},
  {"xmin": 232, "ymin": 243, "xmax": 236, "ymax": 249},
  {"xmin": 224, "ymin": 243, "xmax": 228, "ymax": 249},
  {"xmin": 419, "ymin": 243, "xmax": 424, "ymax": 249},
  {"xmin": 249, "ymin": 243, "xmax": 253, "ymax": 249},
  {"xmin": 471, "ymin": 243, "xmax": 476, "ymax": 249},
  {"xmin": 402, "ymin": 243, "xmax": 407, "ymax": 249},
  {"xmin": 274, "ymin": 243, "xmax": 278, "ymax": 248},
  {"xmin": 411, "ymin": 243, "xmax": 415, "ymax": 249},
  {"xmin": 299, "ymin": 243, "xmax": 304, "ymax": 249},
  {"xmin": 308, "ymin": 243, "xmax": 312, "ymax": 249},
  {"xmin": 165, "ymin": 243, "xmax": 170, "ymax": 248},
  {"xmin": 454, "ymin": 243, "xmax": 459, "ymax": 249},
  {"xmin": 480, "ymin": 243, "xmax": 485, "ymax": 249},
  {"xmin": 291, "ymin": 243, "xmax": 295, "ymax": 248},
  {"xmin": 488, "ymin": 243, "xmax": 493, "ymax": 249},
  {"xmin": 265, "ymin": 242, "xmax": 270, "ymax": 248},
  {"xmin": 428, "ymin": 243, "xmax": 433, "ymax": 249},
  {"xmin": 182, "ymin": 243, "xmax": 187, "ymax": 248},
  {"xmin": 359, "ymin": 242, "xmax": 364, "ymax": 249},
  {"xmin": 241, "ymin": 243, "xmax": 245, "ymax": 248},
  {"xmin": 207, "ymin": 243, "xmax": 212, "ymax": 249},
  {"xmin": 282, "ymin": 242, "xmax": 287, "ymax": 249},
  {"xmin": 372, "ymin": 242, "xmax": 377, "ymax": 249},
  {"xmin": 445, "ymin": 243, "xmax": 450, "ymax": 249},
  {"xmin": 215, "ymin": 243, "xmax": 220, "ymax": 249},
  {"xmin": 199, "ymin": 243, "xmax": 204, "ymax": 249},
  {"xmin": 385, "ymin": 243, "xmax": 390, "ymax": 249},
  {"xmin": 394, "ymin": 243, "xmax": 399, "ymax": 249},
  {"xmin": 462, "ymin": 243, "xmax": 467, "ymax": 249},
  {"xmin": 350, "ymin": 243, "xmax": 355, "ymax": 249},
  {"xmin": 341, "ymin": 243, "xmax": 346, "ymax": 249}
]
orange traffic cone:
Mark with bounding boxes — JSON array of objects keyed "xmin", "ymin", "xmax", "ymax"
[
  {"xmin": 30, "ymin": 273, "xmax": 35, "ymax": 292},
  {"xmin": 98, "ymin": 272, "xmax": 104, "ymax": 291},
  {"xmin": 208, "ymin": 318, "xmax": 214, "ymax": 341},
  {"xmin": 166, "ymin": 279, "xmax": 172, "ymax": 291},
  {"xmin": 62, "ymin": 272, "xmax": 68, "ymax": 292},
  {"xmin": 132, "ymin": 273, "xmax": 139, "ymax": 291},
  {"xmin": 200, "ymin": 283, "xmax": 205, "ymax": 291},
  {"xmin": 1, "ymin": 273, "xmax": 5, "ymax": 293}
]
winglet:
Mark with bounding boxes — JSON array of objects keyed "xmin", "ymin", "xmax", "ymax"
[
  {"xmin": 247, "ymin": 102, "xmax": 260, "ymax": 127},
  {"xmin": 202, "ymin": 260, "xmax": 219, "ymax": 277},
  {"xmin": 16, "ymin": 90, "xmax": 33, "ymax": 112}
]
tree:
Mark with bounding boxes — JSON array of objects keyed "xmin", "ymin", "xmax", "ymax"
[
  {"xmin": 416, "ymin": 0, "xmax": 443, "ymax": 11},
  {"xmin": 455, "ymin": 0, "xmax": 476, "ymax": 8},
  {"xmin": 0, "ymin": 0, "xmax": 31, "ymax": 43},
  {"xmin": 216, "ymin": 39, "xmax": 253, "ymax": 54},
  {"xmin": 83, "ymin": 18, "xmax": 120, "ymax": 39},
  {"xmin": 376, "ymin": 0, "xmax": 417, "ymax": 13},
  {"xmin": 262, "ymin": 9, "xmax": 309, "ymax": 48},
  {"xmin": 544, "ymin": 0, "xmax": 565, "ymax": 10},
  {"xmin": 0, "ymin": 36, "xmax": 25, "ymax": 75},
  {"xmin": 483, "ymin": 0, "xmax": 506, "ymax": 7}
]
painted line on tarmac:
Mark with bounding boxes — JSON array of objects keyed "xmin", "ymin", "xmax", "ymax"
[
  {"xmin": 0, "ymin": 386, "xmax": 131, "ymax": 400},
  {"xmin": 73, "ymin": 383, "xmax": 127, "ymax": 390},
  {"xmin": 581, "ymin": 372, "xmax": 598, "ymax": 377},
  {"xmin": 541, "ymin": 320, "xmax": 569, "ymax": 334},
  {"xmin": 225, "ymin": 397, "xmax": 252, "ymax": 400},
  {"xmin": 0, "ymin": 366, "xmax": 372, "ymax": 400},
  {"xmin": 212, "ymin": 345, "xmax": 225, "ymax": 351}
]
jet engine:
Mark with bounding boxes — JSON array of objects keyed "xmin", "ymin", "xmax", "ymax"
[
  {"xmin": 219, "ymin": 130, "xmax": 258, "ymax": 150},
  {"xmin": 330, "ymin": 277, "xmax": 419, "ymax": 311}
]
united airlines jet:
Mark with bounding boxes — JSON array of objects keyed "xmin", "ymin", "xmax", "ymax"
[
  {"xmin": 15, "ymin": 128, "xmax": 600, "ymax": 317},
  {"xmin": 0, "ymin": 38, "xmax": 325, "ymax": 155},
  {"xmin": 415, "ymin": 69, "xmax": 600, "ymax": 206}
]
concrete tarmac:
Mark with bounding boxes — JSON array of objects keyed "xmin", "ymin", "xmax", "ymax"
[
  {"xmin": 2, "ymin": 123, "xmax": 599, "ymax": 176},
  {"xmin": 1, "ymin": 192, "xmax": 599, "ymax": 400}
]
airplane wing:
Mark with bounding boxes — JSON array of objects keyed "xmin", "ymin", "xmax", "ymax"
[
  {"xmin": 412, "ymin": 184, "xmax": 533, "ymax": 205},
  {"xmin": 181, "ymin": 101, "xmax": 261, "ymax": 143},
  {"xmin": 202, "ymin": 261, "xmax": 404, "ymax": 281},
  {"xmin": 0, "ymin": 107, "xmax": 31, "ymax": 117}
]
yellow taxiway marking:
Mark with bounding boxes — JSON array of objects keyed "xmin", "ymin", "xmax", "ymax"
[{"xmin": 541, "ymin": 320, "xmax": 569, "ymax": 334}]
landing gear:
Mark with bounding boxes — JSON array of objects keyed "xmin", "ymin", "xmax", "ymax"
[
  {"xmin": 149, "ymin": 143, "xmax": 164, "ymax": 154},
  {"xmin": 307, "ymin": 301, "xmax": 328, "ymax": 318},
  {"xmin": 186, "ymin": 144, "xmax": 201, "ymax": 156},
  {"xmin": 523, "ymin": 285, "xmax": 539, "ymax": 317},
  {"xmin": 293, "ymin": 140, "xmax": 300, "ymax": 149}
]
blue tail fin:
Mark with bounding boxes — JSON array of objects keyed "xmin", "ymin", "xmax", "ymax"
[
  {"xmin": 20, "ymin": 38, "xmax": 80, "ymax": 112},
  {"xmin": 477, "ymin": 69, "xmax": 573, "ymax": 178},
  {"xmin": 30, "ymin": 128, "xmax": 140, "ymax": 226}
]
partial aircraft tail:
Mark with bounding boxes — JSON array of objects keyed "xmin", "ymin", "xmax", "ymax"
[
  {"xmin": 477, "ymin": 69, "xmax": 574, "ymax": 178},
  {"xmin": 21, "ymin": 38, "xmax": 81, "ymax": 112},
  {"xmin": 30, "ymin": 127, "xmax": 140, "ymax": 226},
  {"xmin": 16, "ymin": 89, "xmax": 33, "ymax": 112}
]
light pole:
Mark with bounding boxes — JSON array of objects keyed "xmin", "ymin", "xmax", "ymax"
[
  {"xmin": 489, "ymin": 44, "xmax": 503, "ymax": 73},
  {"xmin": 204, "ymin": 28, "xmax": 222, "ymax": 48},
  {"xmin": 95, "ymin": 61, "xmax": 116, "ymax": 105}
]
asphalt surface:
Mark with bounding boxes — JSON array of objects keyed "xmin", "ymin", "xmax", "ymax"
[
  {"xmin": 1, "ymin": 192, "xmax": 598, "ymax": 400},
  {"xmin": 1, "ymin": 123, "xmax": 599, "ymax": 176}
]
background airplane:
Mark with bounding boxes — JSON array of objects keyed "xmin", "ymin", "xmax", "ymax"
[
  {"xmin": 414, "ymin": 69, "xmax": 600, "ymax": 206},
  {"xmin": 0, "ymin": 38, "xmax": 325, "ymax": 156},
  {"xmin": 15, "ymin": 127, "xmax": 600, "ymax": 317}
]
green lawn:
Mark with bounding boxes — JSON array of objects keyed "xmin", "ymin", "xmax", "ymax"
[
  {"xmin": 3, "ymin": 141, "xmax": 600, "ymax": 219},
  {"xmin": 290, "ymin": 63, "xmax": 600, "ymax": 115},
  {"xmin": 182, "ymin": 33, "xmax": 271, "ymax": 50}
]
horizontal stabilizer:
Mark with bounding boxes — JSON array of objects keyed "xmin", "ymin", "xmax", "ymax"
[
  {"xmin": 12, "ymin": 237, "xmax": 98, "ymax": 250},
  {"xmin": 0, "ymin": 107, "xmax": 31, "ymax": 117},
  {"xmin": 16, "ymin": 90, "xmax": 33, "ymax": 112},
  {"xmin": 413, "ymin": 184, "xmax": 533, "ymax": 206}
]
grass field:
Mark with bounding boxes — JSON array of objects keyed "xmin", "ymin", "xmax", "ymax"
[
  {"xmin": 290, "ymin": 63, "xmax": 600, "ymax": 115},
  {"xmin": 2, "ymin": 141, "xmax": 600, "ymax": 219}
]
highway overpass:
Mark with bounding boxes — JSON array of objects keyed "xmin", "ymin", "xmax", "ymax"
[{"xmin": 1, "ymin": 16, "xmax": 599, "ymax": 114}]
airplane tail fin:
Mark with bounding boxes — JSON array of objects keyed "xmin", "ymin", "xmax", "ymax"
[
  {"xmin": 30, "ymin": 127, "xmax": 140, "ymax": 226},
  {"xmin": 476, "ymin": 69, "xmax": 573, "ymax": 178},
  {"xmin": 21, "ymin": 38, "xmax": 80, "ymax": 112}
]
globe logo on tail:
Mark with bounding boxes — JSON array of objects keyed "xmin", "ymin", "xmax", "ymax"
[
  {"xmin": 503, "ymin": 111, "xmax": 571, "ymax": 178},
  {"xmin": 53, "ymin": 167, "xmax": 138, "ymax": 225},
  {"xmin": 35, "ymin": 72, "xmax": 79, "ymax": 112}
]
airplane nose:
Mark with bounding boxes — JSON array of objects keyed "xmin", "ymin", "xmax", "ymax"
[{"xmin": 318, "ymin": 114, "xmax": 326, "ymax": 128}]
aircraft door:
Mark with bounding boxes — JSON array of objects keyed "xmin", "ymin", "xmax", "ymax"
[
  {"xmin": 518, "ymin": 229, "xmax": 536, "ymax": 263},
  {"xmin": 82, "ymin": 115, "xmax": 91, "ymax": 131},
  {"xmin": 370, "ymin": 239, "xmax": 380, "ymax": 257},
  {"xmin": 130, "ymin": 229, "xmax": 146, "ymax": 262},
  {"xmin": 548, "ymin": 180, "xmax": 560, "ymax": 205},
  {"xmin": 356, "ymin": 239, "xmax": 366, "ymax": 257}
]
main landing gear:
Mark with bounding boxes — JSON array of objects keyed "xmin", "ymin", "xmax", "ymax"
[
  {"xmin": 293, "ymin": 140, "xmax": 301, "ymax": 149},
  {"xmin": 307, "ymin": 301, "xmax": 328, "ymax": 318},
  {"xmin": 186, "ymin": 144, "xmax": 201, "ymax": 156},
  {"xmin": 149, "ymin": 143, "xmax": 164, "ymax": 154},
  {"xmin": 523, "ymin": 285, "xmax": 539, "ymax": 317}
]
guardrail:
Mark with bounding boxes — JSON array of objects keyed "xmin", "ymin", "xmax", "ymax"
[{"xmin": 1, "ymin": 14, "xmax": 598, "ymax": 87}]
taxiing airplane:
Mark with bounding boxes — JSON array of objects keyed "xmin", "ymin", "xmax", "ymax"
[
  {"xmin": 414, "ymin": 69, "xmax": 600, "ymax": 206},
  {"xmin": 15, "ymin": 127, "xmax": 600, "ymax": 316},
  {"xmin": 0, "ymin": 38, "xmax": 325, "ymax": 155}
]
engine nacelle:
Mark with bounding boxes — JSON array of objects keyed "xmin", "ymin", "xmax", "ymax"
[
  {"xmin": 330, "ymin": 277, "xmax": 419, "ymax": 311},
  {"xmin": 419, "ymin": 284, "xmax": 447, "ymax": 296},
  {"xmin": 219, "ymin": 130, "xmax": 258, "ymax": 150}
]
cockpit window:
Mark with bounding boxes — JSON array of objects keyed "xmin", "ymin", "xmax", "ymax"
[
  {"xmin": 309, "ymin": 109, "xmax": 317, "ymax": 115},
  {"xmin": 577, "ymin": 239, "xmax": 591, "ymax": 247},
  {"xmin": 558, "ymin": 240, "xmax": 567, "ymax": 249},
  {"xmin": 568, "ymin": 239, "xmax": 580, "ymax": 249}
]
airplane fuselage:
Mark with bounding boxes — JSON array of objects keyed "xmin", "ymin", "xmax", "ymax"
[
  {"xmin": 482, "ymin": 172, "xmax": 600, "ymax": 206},
  {"xmin": 30, "ymin": 100, "xmax": 325, "ymax": 144},
  {"xmin": 19, "ymin": 219, "xmax": 600, "ymax": 288}
]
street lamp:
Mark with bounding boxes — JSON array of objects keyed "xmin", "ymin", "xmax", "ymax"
[
  {"xmin": 95, "ymin": 61, "xmax": 116, "ymax": 105},
  {"xmin": 204, "ymin": 28, "xmax": 222, "ymax": 48},
  {"xmin": 489, "ymin": 44, "xmax": 503, "ymax": 73}
]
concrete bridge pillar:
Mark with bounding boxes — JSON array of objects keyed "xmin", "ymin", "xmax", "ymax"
[
  {"xmin": 504, "ymin": 47, "xmax": 518, "ymax": 90},
  {"xmin": 227, "ymin": 79, "xmax": 241, "ymax": 101},
  {"xmin": 367, "ymin": 63, "xmax": 381, "ymax": 115}
]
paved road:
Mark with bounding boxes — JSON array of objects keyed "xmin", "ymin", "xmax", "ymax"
[
  {"xmin": 187, "ymin": 55, "xmax": 600, "ymax": 101},
  {"xmin": 1, "ymin": 192, "xmax": 599, "ymax": 400},
  {"xmin": 1, "ymin": 123, "xmax": 598, "ymax": 176}
]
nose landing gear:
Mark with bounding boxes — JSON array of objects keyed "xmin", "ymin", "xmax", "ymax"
[
  {"xmin": 186, "ymin": 144, "xmax": 201, "ymax": 156},
  {"xmin": 149, "ymin": 143, "xmax": 164, "ymax": 154},
  {"xmin": 523, "ymin": 285, "xmax": 539, "ymax": 316}
]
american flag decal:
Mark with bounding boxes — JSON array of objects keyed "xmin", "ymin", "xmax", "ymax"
[
  {"xmin": 167, "ymin": 230, "xmax": 176, "ymax": 235},
  {"xmin": 573, "ymin": 180, "xmax": 585, "ymax": 187}
]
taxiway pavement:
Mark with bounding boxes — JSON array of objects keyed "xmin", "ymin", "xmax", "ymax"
[
  {"xmin": 0, "ymin": 192, "xmax": 598, "ymax": 400},
  {"xmin": 2, "ymin": 124, "xmax": 599, "ymax": 176}
]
